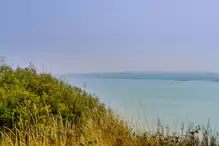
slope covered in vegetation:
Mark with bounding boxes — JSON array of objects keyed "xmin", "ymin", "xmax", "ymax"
[{"xmin": 0, "ymin": 64, "xmax": 134, "ymax": 145}]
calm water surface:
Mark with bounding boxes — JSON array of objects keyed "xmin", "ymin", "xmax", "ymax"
[{"xmin": 62, "ymin": 75, "xmax": 219, "ymax": 132}]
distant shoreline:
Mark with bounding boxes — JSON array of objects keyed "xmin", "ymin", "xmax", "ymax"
[{"xmin": 62, "ymin": 72, "xmax": 219, "ymax": 82}]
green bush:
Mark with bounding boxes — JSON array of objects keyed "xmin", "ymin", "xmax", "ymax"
[{"xmin": 0, "ymin": 64, "xmax": 107, "ymax": 131}]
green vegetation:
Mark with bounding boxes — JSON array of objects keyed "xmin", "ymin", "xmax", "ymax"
[{"xmin": 0, "ymin": 63, "xmax": 218, "ymax": 145}]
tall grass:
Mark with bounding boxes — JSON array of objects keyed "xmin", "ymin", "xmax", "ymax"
[
  {"xmin": 0, "ymin": 107, "xmax": 134, "ymax": 146},
  {"xmin": 0, "ymin": 110, "xmax": 219, "ymax": 146}
]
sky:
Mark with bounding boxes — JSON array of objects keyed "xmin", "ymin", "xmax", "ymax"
[{"xmin": 0, "ymin": 0, "xmax": 219, "ymax": 73}]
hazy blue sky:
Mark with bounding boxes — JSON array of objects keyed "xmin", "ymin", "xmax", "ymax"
[{"xmin": 0, "ymin": 0, "xmax": 219, "ymax": 73}]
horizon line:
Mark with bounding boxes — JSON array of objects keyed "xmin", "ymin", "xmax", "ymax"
[{"xmin": 60, "ymin": 71, "xmax": 219, "ymax": 75}]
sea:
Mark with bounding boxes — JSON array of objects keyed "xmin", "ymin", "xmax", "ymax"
[{"xmin": 60, "ymin": 72, "xmax": 219, "ymax": 133}]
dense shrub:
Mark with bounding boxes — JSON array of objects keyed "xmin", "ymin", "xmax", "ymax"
[
  {"xmin": 0, "ymin": 64, "xmax": 107, "ymax": 131},
  {"xmin": 0, "ymin": 64, "xmax": 136, "ymax": 145}
]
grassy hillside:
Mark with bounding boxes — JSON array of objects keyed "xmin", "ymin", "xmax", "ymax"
[{"xmin": 0, "ymin": 64, "xmax": 218, "ymax": 146}]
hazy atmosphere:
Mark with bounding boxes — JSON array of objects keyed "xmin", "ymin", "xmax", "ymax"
[
  {"xmin": 1, "ymin": 1, "xmax": 219, "ymax": 145},
  {"xmin": 1, "ymin": 0, "xmax": 219, "ymax": 73}
]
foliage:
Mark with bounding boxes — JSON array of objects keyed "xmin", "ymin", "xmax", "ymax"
[
  {"xmin": 0, "ymin": 64, "xmax": 107, "ymax": 131},
  {"xmin": 0, "ymin": 64, "xmax": 134, "ymax": 145}
]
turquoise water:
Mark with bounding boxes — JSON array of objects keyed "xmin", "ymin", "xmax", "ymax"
[{"xmin": 61, "ymin": 73, "xmax": 219, "ymax": 132}]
